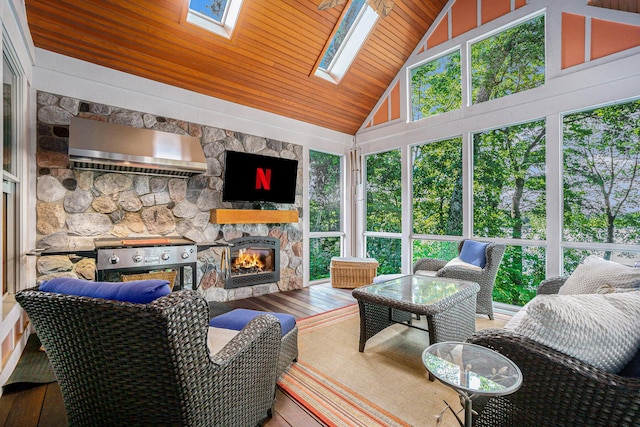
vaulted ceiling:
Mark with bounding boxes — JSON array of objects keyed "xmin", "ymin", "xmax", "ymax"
[{"xmin": 25, "ymin": 0, "xmax": 448, "ymax": 135}]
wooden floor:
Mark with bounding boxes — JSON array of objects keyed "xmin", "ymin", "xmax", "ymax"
[{"xmin": 0, "ymin": 283, "xmax": 356, "ymax": 427}]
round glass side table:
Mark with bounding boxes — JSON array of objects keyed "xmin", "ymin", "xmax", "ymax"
[{"xmin": 422, "ymin": 342, "xmax": 522, "ymax": 427}]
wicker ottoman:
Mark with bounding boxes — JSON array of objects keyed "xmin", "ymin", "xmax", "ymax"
[{"xmin": 330, "ymin": 257, "xmax": 379, "ymax": 289}]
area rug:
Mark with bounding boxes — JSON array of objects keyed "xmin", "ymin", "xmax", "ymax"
[
  {"xmin": 3, "ymin": 334, "xmax": 56, "ymax": 390},
  {"xmin": 278, "ymin": 304, "xmax": 509, "ymax": 427}
]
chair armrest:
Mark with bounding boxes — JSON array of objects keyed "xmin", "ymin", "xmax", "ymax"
[
  {"xmin": 468, "ymin": 329, "xmax": 640, "ymax": 427},
  {"xmin": 211, "ymin": 314, "xmax": 281, "ymax": 366},
  {"xmin": 435, "ymin": 265, "xmax": 487, "ymax": 282},
  {"xmin": 413, "ymin": 258, "xmax": 448, "ymax": 272},
  {"xmin": 536, "ymin": 275, "xmax": 568, "ymax": 295}
]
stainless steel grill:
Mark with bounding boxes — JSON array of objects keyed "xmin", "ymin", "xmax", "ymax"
[{"xmin": 94, "ymin": 237, "xmax": 198, "ymax": 290}]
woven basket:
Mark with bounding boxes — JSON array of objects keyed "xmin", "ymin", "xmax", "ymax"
[
  {"xmin": 330, "ymin": 257, "xmax": 379, "ymax": 289},
  {"xmin": 121, "ymin": 270, "xmax": 177, "ymax": 291}
]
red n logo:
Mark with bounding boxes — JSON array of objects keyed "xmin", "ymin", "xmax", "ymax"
[{"xmin": 255, "ymin": 168, "xmax": 271, "ymax": 190}]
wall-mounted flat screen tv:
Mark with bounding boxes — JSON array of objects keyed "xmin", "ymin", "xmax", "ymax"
[{"xmin": 222, "ymin": 151, "xmax": 298, "ymax": 204}]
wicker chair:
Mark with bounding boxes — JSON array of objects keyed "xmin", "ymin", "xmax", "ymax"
[
  {"xmin": 16, "ymin": 287, "xmax": 281, "ymax": 427},
  {"xmin": 413, "ymin": 240, "xmax": 506, "ymax": 319},
  {"xmin": 467, "ymin": 276, "xmax": 640, "ymax": 427}
]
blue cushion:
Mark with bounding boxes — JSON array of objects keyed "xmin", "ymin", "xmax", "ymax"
[
  {"xmin": 458, "ymin": 240, "xmax": 489, "ymax": 268},
  {"xmin": 209, "ymin": 308, "xmax": 296, "ymax": 337},
  {"xmin": 39, "ymin": 277, "xmax": 171, "ymax": 304}
]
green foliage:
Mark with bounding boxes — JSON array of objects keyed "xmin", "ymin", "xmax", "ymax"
[
  {"xmin": 473, "ymin": 120, "xmax": 546, "ymax": 240},
  {"xmin": 366, "ymin": 237, "xmax": 401, "ymax": 274},
  {"xmin": 412, "ymin": 240, "xmax": 458, "ymax": 264},
  {"xmin": 412, "ymin": 137, "xmax": 463, "ymax": 235},
  {"xmin": 494, "ymin": 245, "xmax": 545, "ymax": 305},
  {"xmin": 563, "ymin": 100, "xmax": 640, "ymax": 248},
  {"xmin": 309, "ymin": 151, "xmax": 341, "ymax": 232},
  {"xmin": 471, "ymin": 15, "xmax": 545, "ymax": 104},
  {"xmin": 366, "ymin": 150, "xmax": 402, "ymax": 233},
  {"xmin": 309, "ymin": 237, "xmax": 341, "ymax": 281},
  {"xmin": 411, "ymin": 51, "xmax": 461, "ymax": 121}
]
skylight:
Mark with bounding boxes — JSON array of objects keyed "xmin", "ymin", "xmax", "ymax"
[
  {"xmin": 316, "ymin": 0, "xmax": 378, "ymax": 84},
  {"xmin": 187, "ymin": 0, "xmax": 243, "ymax": 39}
]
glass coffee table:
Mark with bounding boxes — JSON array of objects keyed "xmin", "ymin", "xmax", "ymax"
[
  {"xmin": 423, "ymin": 342, "xmax": 522, "ymax": 427},
  {"xmin": 352, "ymin": 275, "xmax": 480, "ymax": 352}
]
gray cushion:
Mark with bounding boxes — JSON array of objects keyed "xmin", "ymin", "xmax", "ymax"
[
  {"xmin": 515, "ymin": 291, "xmax": 640, "ymax": 373},
  {"xmin": 559, "ymin": 255, "xmax": 640, "ymax": 295}
]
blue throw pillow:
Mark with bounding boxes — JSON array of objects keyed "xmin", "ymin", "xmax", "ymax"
[
  {"xmin": 458, "ymin": 240, "xmax": 489, "ymax": 268},
  {"xmin": 39, "ymin": 277, "xmax": 171, "ymax": 304}
]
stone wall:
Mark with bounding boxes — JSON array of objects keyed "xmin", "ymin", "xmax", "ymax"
[{"xmin": 34, "ymin": 91, "xmax": 303, "ymax": 300}]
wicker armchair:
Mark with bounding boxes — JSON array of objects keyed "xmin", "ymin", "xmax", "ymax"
[
  {"xmin": 413, "ymin": 240, "xmax": 506, "ymax": 319},
  {"xmin": 16, "ymin": 287, "xmax": 281, "ymax": 427},
  {"xmin": 467, "ymin": 276, "xmax": 640, "ymax": 427}
]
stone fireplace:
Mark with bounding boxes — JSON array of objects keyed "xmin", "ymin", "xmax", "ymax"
[
  {"xmin": 33, "ymin": 91, "xmax": 303, "ymax": 302},
  {"xmin": 226, "ymin": 236, "xmax": 280, "ymax": 289}
]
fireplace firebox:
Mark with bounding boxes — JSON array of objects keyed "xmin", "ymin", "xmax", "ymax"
[{"xmin": 225, "ymin": 236, "xmax": 280, "ymax": 289}]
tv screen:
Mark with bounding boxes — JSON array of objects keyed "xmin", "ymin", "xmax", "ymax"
[{"xmin": 222, "ymin": 151, "xmax": 298, "ymax": 204}]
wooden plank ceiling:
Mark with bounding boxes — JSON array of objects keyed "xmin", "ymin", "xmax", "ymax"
[{"xmin": 25, "ymin": 0, "xmax": 447, "ymax": 135}]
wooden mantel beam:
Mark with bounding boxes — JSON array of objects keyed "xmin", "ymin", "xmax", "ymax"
[{"xmin": 210, "ymin": 209, "xmax": 299, "ymax": 224}]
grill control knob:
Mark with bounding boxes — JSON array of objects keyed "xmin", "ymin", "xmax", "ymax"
[
  {"xmin": 181, "ymin": 250, "xmax": 190, "ymax": 260},
  {"xmin": 132, "ymin": 253, "xmax": 143, "ymax": 263},
  {"xmin": 161, "ymin": 252, "xmax": 170, "ymax": 261},
  {"xmin": 108, "ymin": 254, "xmax": 119, "ymax": 265}
]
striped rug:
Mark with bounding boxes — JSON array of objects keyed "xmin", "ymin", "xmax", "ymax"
[
  {"xmin": 277, "ymin": 303, "xmax": 509, "ymax": 427},
  {"xmin": 278, "ymin": 304, "xmax": 411, "ymax": 426}
]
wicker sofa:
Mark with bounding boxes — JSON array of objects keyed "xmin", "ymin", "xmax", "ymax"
[
  {"xmin": 468, "ymin": 276, "xmax": 640, "ymax": 427},
  {"xmin": 16, "ymin": 287, "xmax": 282, "ymax": 427}
]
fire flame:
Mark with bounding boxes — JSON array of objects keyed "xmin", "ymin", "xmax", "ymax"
[{"xmin": 233, "ymin": 249, "xmax": 265, "ymax": 271}]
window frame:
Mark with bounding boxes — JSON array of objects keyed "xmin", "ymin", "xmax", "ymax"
[
  {"xmin": 315, "ymin": 1, "xmax": 379, "ymax": 84},
  {"xmin": 466, "ymin": 11, "xmax": 547, "ymax": 107},
  {"xmin": 186, "ymin": 0, "xmax": 243, "ymax": 39},
  {"xmin": 1, "ymin": 39, "xmax": 24, "ymax": 299},
  {"xmin": 408, "ymin": 47, "xmax": 462, "ymax": 122},
  {"xmin": 308, "ymin": 149, "xmax": 346, "ymax": 283}
]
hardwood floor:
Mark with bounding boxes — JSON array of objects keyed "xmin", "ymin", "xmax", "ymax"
[{"xmin": 0, "ymin": 283, "xmax": 355, "ymax": 427}]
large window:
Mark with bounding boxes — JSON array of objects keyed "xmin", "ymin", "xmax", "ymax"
[
  {"xmin": 365, "ymin": 149, "xmax": 401, "ymax": 273},
  {"xmin": 309, "ymin": 150, "xmax": 343, "ymax": 281},
  {"xmin": 410, "ymin": 51, "xmax": 461, "ymax": 121},
  {"xmin": 470, "ymin": 15, "xmax": 545, "ymax": 104},
  {"xmin": 563, "ymin": 99, "xmax": 640, "ymax": 266},
  {"xmin": 2, "ymin": 51, "xmax": 20, "ymax": 296},
  {"xmin": 412, "ymin": 137, "xmax": 463, "ymax": 236},
  {"xmin": 473, "ymin": 120, "xmax": 546, "ymax": 305}
]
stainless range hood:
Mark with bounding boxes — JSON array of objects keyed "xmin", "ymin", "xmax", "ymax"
[{"xmin": 69, "ymin": 117, "xmax": 207, "ymax": 177}]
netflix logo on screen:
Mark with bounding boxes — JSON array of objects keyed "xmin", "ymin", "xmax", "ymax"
[{"xmin": 222, "ymin": 151, "xmax": 298, "ymax": 204}]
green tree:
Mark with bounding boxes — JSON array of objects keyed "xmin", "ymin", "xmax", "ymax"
[
  {"xmin": 563, "ymin": 100, "xmax": 640, "ymax": 259},
  {"xmin": 412, "ymin": 137, "xmax": 463, "ymax": 235},
  {"xmin": 474, "ymin": 120, "xmax": 546, "ymax": 305},
  {"xmin": 366, "ymin": 150, "xmax": 401, "ymax": 272},
  {"xmin": 310, "ymin": 237, "xmax": 341, "ymax": 280},
  {"xmin": 366, "ymin": 150, "xmax": 401, "ymax": 233},
  {"xmin": 411, "ymin": 51, "xmax": 461, "ymax": 120},
  {"xmin": 309, "ymin": 151, "xmax": 342, "ymax": 280},
  {"xmin": 309, "ymin": 151, "xmax": 341, "ymax": 232},
  {"xmin": 471, "ymin": 15, "xmax": 545, "ymax": 104}
]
